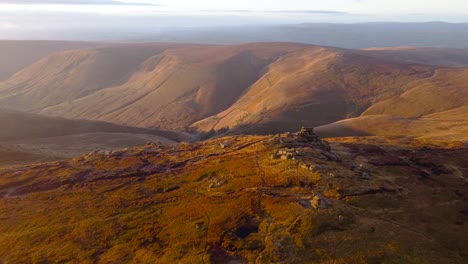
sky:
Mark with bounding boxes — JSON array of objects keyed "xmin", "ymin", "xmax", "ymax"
[{"xmin": 1, "ymin": 0, "xmax": 468, "ymax": 39}]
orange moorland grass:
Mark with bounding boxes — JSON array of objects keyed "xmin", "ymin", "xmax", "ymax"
[{"xmin": 0, "ymin": 134, "xmax": 467, "ymax": 263}]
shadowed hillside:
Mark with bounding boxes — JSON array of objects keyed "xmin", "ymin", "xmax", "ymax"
[
  {"xmin": 0, "ymin": 109, "xmax": 190, "ymax": 142},
  {"xmin": 0, "ymin": 145, "xmax": 57, "ymax": 167},
  {"xmin": 0, "ymin": 109, "xmax": 192, "ymax": 165}
]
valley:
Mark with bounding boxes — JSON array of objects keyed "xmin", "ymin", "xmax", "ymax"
[
  {"xmin": 1, "ymin": 42, "xmax": 466, "ymax": 137},
  {"xmin": 0, "ymin": 39, "xmax": 466, "ymax": 263}
]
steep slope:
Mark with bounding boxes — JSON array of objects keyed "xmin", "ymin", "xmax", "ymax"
[
  {"xmin": 34, "ymin": 43, "xmax": 307, "ymax": 128},
  {"xmin": 0, "ymin": 132, "xmax": 466, "ymax": 263},
  {"xmin": 192, "ymin": 50, "xmax": 434, "ymax": 133},
  {"xmin": 0, "ymin": 42, "xmax": 308, "ymax": 128},
  {"xmin": 0, "ymin": 43, "xmax": 192, "ymax": 111},
  {"xmin": 0, "ymin": 40, "xmax": 100, "ymax": 80}
]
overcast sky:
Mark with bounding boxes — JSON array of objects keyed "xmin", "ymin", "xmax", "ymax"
[{"xmin": 1, "ymin": 0, "xmax": 468, "ymax": 39}]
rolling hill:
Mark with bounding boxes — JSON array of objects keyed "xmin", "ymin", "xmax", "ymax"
[
  {"xmin": 315, "ymin": 106, "xmax": 468, "ymax": 144},
  {"xmin": 0, "ymin": 40, "xmax": 101, "ymax": 80},
  {"xmin": 362, "ymin": 68, "xmax": 468, "ymax": 118},
  {"xmin": 191, "ymin": 50, "xmax": 435, "ymax": 133},
  {"xmin": 0, "ymin": 41, "xmax": 466, "ymax": 141},
  {"xmin": 0, "ymin": 43, "xmax": 194, "ymax": 112}
]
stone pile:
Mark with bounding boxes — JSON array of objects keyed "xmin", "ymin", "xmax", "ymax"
[
  {"xmin": 275, "ymin": 127, "xmax": 331, "ymax": 151},
  {"xmin": 297, "ymin": 127, "xmax": 321, "ymax": 142}
]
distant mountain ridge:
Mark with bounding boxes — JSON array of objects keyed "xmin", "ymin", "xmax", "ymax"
[{"xmin": 146, "ymin": 22, "xmax": 468, "ymax": 49}]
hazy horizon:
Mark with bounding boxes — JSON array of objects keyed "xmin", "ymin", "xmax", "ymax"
[{"xmin": 1, "ymin": 0, "xmax": 468, "ymax": 40}]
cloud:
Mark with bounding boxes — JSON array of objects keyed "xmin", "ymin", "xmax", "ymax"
[
  {"xmin": 0, "ymin": 0, "xmax": 157, "ymax": 6},
  {"xmin": 189, "ymin": 9, "xmax": 353, "ymax": 16},
  {"xmin": 199, "ymin": 10, "xmax": 255, "ymax": 13},
  {"xmin": 267, "ymin": 10, "xmax": 351, "ymax": 15}
]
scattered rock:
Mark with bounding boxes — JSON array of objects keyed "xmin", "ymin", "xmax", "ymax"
[
  {"xmin": 299, "ymin": 162, "xmax": 323, "ymax": 172},
  {"xmin": 320, "ymin": 151, "xmax": 341, "ymax": 162},
  {"xmin": 273, "ymin": 149, "xmax": 297, "ymax": 161},
  {"xmin": 219, "ymin": 142, "xmax": 231, "ymax": 149},
  {"xmin": 360, "ymin": 172, "xmax": 370, "ymax": 180},
  {"xmin": 354, "ymin": 164, "xmax": 371, "ymax": 180},
  {"xmin": 270, "ymin": 154, "xmax": 280, "ymax": 160},
  {"xmin": 279, "ymin": 137, "xmax": 295, "ymax": 144},
  {"xmin": 209, "ymin": 177, "xmax": 228, "ymax": 189},
  {"xmin": 310, "ymin": 193, "xmax": 332, "ymax": 209},
  {"xmin": 298, "ymin": 199, "xmax": 312, "ymax": 208},
  {"xmin": 195, "ymin": 222, "xmax": 204, "ymax": 230}
]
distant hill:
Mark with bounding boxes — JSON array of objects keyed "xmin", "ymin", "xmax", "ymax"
[
  {"xmin": 0, "ymin": 40, "xmax": 101, "ymax": 80},
  {"xmin": 0, "ymin": 41, "xmax": 466, "ymax": 141},
  {"xmin": 147, "ymin": 22, "xmax": 468, "ymax": 49},
  {"xmin": 360, "ymin": 47, "xmax": 468, "ymax": 67}
]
